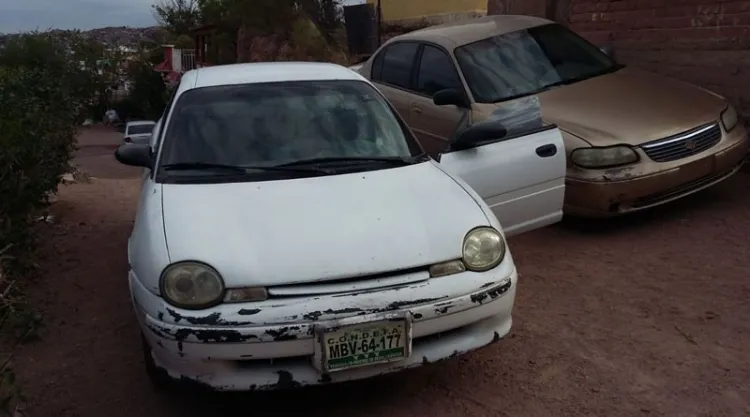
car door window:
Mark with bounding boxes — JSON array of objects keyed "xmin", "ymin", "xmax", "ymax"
[
  {"xmin": 416, "ymin": 45, "xmax": 462, "ymax": 97},
  {"xmin": 371, "ymin": 52, "xmax": 384, "ymax": 79},
  {"xmin": 375, "ymin": 42, "xmax": 419, "ymax": 90},
  {"xmin": 155, "ymin": 86, "xmax": 179, "ymax": 150}
]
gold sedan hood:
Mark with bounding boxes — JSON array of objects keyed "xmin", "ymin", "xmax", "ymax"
[{"xmin": 537, "ymin": 67, "xmax": 728, "ymax": 146}]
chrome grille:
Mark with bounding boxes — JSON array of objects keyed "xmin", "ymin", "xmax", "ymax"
[{"xmin": 640, "ymin": 123, "xmax": 722, "ymax": 163}]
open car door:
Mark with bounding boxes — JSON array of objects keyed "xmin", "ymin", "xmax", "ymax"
[{"xmin": 439, "ymin": 123, "xmax": 566, "ymax": 237}]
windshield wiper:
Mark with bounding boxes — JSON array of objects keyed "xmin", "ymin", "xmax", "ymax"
[
  {"xmin": 161, "ymin": 162, "xmax": 332, "ymax": 174},
  {"xmin": 277, "ymin": 154, "xmax": 429, "ymax": 168}
]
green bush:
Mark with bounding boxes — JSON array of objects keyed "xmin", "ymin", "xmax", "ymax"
[
  {"xmin": 0, "ymin": 31, "xmax": 95, "ymax": 414},
  {"xmin": 0, "ymin": 33, "xmax": 83, "ymax": 303},
  {"xmin": 0, "ymin": 32, "xmax": 100, "ymax": 121},
  {"xmin": 0, "ymin": 66, "xmax": 78, "ymax": 275}
]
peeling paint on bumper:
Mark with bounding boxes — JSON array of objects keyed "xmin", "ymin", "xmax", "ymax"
[{"xmin": 130, "ymin": 267, "xmax": 517, "ymax": 391}]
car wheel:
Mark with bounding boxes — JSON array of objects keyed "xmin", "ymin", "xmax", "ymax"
[{"xmin": 141, "ymin": 334, "xmax": 175, "ymax": 390}]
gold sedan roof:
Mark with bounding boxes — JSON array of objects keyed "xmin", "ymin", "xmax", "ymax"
[{"xmin": 391, "ymin": 15, "xmax": 553, "ymax": 49}]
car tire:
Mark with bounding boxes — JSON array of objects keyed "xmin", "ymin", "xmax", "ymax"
[{"xmin": 142, "ymin": 334, "xmax": 175, "ymax": 390}]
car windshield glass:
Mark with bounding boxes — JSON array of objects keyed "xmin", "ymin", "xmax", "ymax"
[
  {"xmin": 159, "ymin": 80, "xmax": 421, "ymax": 173},
  {"xmin": 127, "ymin": 124, "xmax": 154, "ymax": 135},
  {"xmin": 455, "ymin": 23, "xmax": 621, "ymax": 103}
]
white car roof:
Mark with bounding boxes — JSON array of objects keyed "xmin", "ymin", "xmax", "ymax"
[
  {"xmin": 126, "ymin": 120, "xmax": 156, "ymax": 126},
  {"xmin": 177, "ymin": 62, "xmax": 367, "ymax": 93}
]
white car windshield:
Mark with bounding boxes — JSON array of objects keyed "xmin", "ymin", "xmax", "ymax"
[
  {"xmin": 455, "ymin": 23, "xmax": 622, "ymax": 103},
  {"xmin": 159, "ymin": 80, "xmax": 421, "ymax": 169}
]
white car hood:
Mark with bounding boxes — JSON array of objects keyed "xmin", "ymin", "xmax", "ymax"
[{"xmin": 161, "ymin": 162, "xmax": 490, "ymax": 287}]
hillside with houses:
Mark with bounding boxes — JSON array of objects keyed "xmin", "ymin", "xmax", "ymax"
[{"xmin": 0, "ymin": 26, "xmax": 167, "ymax": 48}]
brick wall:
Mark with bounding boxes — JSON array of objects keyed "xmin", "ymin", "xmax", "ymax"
[{"xmin": 567, "ymin": 0, "xmax": 750, "ymax": 118}]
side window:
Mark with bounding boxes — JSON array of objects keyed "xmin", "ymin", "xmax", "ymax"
[
  {"xmin": 154, "ymin": 86, "xmax": 179, "ymax": 149},
  {"xmin": 377, "ymin": 42, "xmax": 419, "ymax": 89},
  {"xmin": 371, "ymin": 52, "xmax": 384, "ymax": 80},
  {"xmin": 416, "ymin": 45, "xmax": 462, "ymax": 97},
  {"xmin": 162, "ymin": 86, "xmax": 179, "ymax": 120},
  {"xmin": 149, "ymin": 120, "xmax": 162, "ymax": 149}
]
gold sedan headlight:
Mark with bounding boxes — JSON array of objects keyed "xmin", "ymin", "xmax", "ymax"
[
  {"xmin": 571, "ymin": 146, "xmax": 639, "ymax": 169},
  {"xmin": 721, "ymin": 105, "xmax": 738, "ymax": 132},
  {"xmin": 160, "ymin": 262, "xmax": 225, "ymax": 309},
  {"xmin": 462, "ymin": 227, "xmax": 506, "ymax": 272}
]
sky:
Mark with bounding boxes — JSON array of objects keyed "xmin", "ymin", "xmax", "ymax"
[
  {"xmin": 0, "ymin": 0, "xmax": 157, "ymax": 33},
  {"xmin": 0, "ymin": 0, "xmax": 366, "ymax": 34}
]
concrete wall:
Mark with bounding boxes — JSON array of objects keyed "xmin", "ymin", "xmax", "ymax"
[
  {"xmin": 566, "ymin": 0, "xmax": 750, "ymax": 117},
  {"xmin": 368, "ymin": 0, "xmax": 487, "ymax": 26}
]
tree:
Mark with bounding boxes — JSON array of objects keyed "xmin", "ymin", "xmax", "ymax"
[
  {"xmin": 224, "ymin": 0, "xmax": 342, "ymax": 39},
  {"xmin": 151, "ymin": 0, "xmax": 344, "ymax": 64},
  {"xmin": 71, "ymin": 39, "xmax": 128, "ymax": 118},
  {"xmin": 127, "ymin": 59, "xmax": 169, "ymax": 120},
  {"xmin": 0, "ymin": 31, "xmax": 105, "ymax": 121},
  {"xmin": 153, "ymin": 0, "xmax": 201, "ymax": 39},
  {"xmin": 174, "ymin": 34, "xmax": 195, "ymax": 49},
  {"xmin": 299, "ymin": 0, "xmax": 343, "ymax": 44}
]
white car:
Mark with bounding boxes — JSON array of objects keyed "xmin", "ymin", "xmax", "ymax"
[
  {"xmin": 123, "ymin": 120, "xmax": 157, "ymax": 145},
  {"xmin": 114, "ymin": 62, "xmax": 560, "ymax": 391}
]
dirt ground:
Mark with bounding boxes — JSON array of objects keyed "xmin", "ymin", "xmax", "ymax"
[{"xmin": 12, "ymin": 127, "xmax": 750, "ymax": 416}]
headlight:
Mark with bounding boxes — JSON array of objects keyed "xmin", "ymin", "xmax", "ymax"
[
  {"xmin": 462, "ymin": 227, "xmax": 505, "ymax": 272},
  {"xmin": 721, "ymin": 105, "xmax": 738, "ymax": 132},
  {"xmin": 160, "ymin": 262, "xmax": 225, "ymax": 309},
  {"xmin": 571, "ymin": 146, "xmax": 638, "ymax": 169}
]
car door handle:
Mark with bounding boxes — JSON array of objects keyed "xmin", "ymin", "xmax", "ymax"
[
  {"xmin": 535, "ymin": 144, "xmax": 557, "ymax": 158},
  {"xmin": 411, "ymin": 105, "xmax": 422, "ymax": 114}
]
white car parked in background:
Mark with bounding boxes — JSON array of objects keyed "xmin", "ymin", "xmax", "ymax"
[
  {"xmin": 123, "ymin": 120, "xmax": 157, "ymax": 145},
  {"xmin": 114, "ymin": 62, "xmax": 551, "ymax": 391}
]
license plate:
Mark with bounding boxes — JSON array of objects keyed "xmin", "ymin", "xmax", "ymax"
[{"xmin": 314, "ymin": 313, "xmax": 412, "ymax": 372}]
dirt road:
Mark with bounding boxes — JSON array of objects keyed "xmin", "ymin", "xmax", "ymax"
[{"xmin": 13, "ymin": 128, "xmax": 750, "ymax": 416}]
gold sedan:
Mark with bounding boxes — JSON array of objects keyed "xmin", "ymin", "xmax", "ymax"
[{"xmin": 355, "ymin": 15, "xmax": 749, "ymax": 217}]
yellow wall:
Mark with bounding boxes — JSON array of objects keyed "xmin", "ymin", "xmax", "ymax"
[{"xmin": 366, "ymin": 0, "xmax": 487, "ymax": 23}]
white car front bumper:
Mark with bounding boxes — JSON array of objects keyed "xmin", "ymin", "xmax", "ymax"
[{"xmin": 130, "ymin": 267, "xmax": 517, "ymax": 391}]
